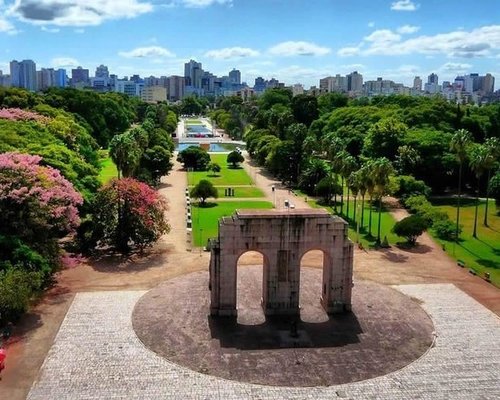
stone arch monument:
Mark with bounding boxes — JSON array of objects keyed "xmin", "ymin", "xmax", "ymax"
[{"xmin": 209, "ymin": 209, "xmax": 354, "ymax": 317}]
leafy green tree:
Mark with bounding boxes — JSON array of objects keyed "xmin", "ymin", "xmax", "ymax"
[
  {"xmin": 207, "ymin": 162, "xmax": 221, "ymax": 175},
  {"xmin": 315, "ymin": 175, "xmax": 342, "ymax": 205},
  {"xmin": 92, "ymin": 178, "xmax": 170, "ymax": 253},
  {"xmin": 372, "ymin": 157, "xmax": 394, "ymax": 244},
  {"xmin": 181, "ymin": 96, "xmax": 204, "ymax": 115},
  {"xmin": 177, "ymin": 146, "xmax": 210, "ymax": 171},
  {"xmin": 291, "ymin": 94, "xmax": 319, "ymax": 127},
  {"xmin": 299, "ymin": 158, "xmax": 331, "ymax": 195},
  {"xmin": 258, "ymin": 88, "xmax": 292, "ymax": 110},
  {"xmin": 227, "ymin": 150, "xmax": 244, "ymax": 168},
  {"xmin": 450, "ymin": 129, "xmax": 473, "ymax": 241},
  {"xmin": 317, "ymin": 92, "xmax": 348, "ymax": 115},
  {"xmin": 110, "ymin": 133, "xmax": 142, "ymax": 178},
  {"xmin": 394, "ymin": 145, "xmax": 421, "ymax": 175},
  {"xmin": 363, "ymin": 117, "xmax": 408, "ymax": 160},
  {"xmin": 483, "ymin": 138, "xmax": 500, "ymax": 226},
  {"xmin": 190, "ymin": 179, "xmax": 218, "ymax": 205},
  {"xmin": 341, "ymin": 155, "xmax": 357, "ymax": 218},
  {"xmin": 392, "ymin": 215, "xmax": 430, "ymax": 246},
  {"xmin": 139, "ymin": 146, "xmax": 173, "ymax": 185},
  {"xmin": 393, "ymin": 175, "xmax": 431, "ymax": 204}
]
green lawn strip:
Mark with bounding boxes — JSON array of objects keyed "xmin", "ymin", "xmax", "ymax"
[
  {"xmin": 187, "ymin": 154, "xmax": 254, "ymax": 186},
  {"xmin": 98, "ymin": 154, "xmax": 118, "ymax": 184},
  {"xmin": 191, "ymin": 201, "xmax": 273, "ymax": 246},
  {"xmin": 307, "ymin": 197, "xmax": 400, "ymax": 248},
  {"xmin": 184, "ymin": 119, "xmax": 203, "ymax": 124},
  {"xmin": 215, "ymin": 186, "xmax": 264, "ymax": 198},
  {"xmin": 428, "ymin": 198, "xmax": 500, "ymax": 287}
]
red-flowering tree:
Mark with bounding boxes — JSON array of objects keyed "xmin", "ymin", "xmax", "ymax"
[
  {"xmin": 92, "ymin": 178, "xmax": 170, "ymax": 253},
  {"xmin": 0, "ymin": 152, "xmax": 83, "ymax": 262}
]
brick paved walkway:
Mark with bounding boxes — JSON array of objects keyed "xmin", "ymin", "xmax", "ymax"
[{"xmin": 27, "ymin": 284, "xmax": 500, "ymax": 399}]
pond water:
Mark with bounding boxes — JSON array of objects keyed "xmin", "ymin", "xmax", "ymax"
[{"xmin": 176, "ymin": 143, "xmax": 246, "ymax": 152}]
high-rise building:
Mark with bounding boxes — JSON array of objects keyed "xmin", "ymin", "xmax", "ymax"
[
  {"xmin": 141, "ymin": 86, "xmax": 167, "ymax": 103},
  {"xmin": 167, "ymin": 75, "xmax": 185, "ymax": 101},
  {"xmin": 228, "ymin": 68, "xmax": 241, "ymax": 85},
  {"xmin": 19, "ymin": 60, "xmax": 37, "ymax": 91},
  {"xmin": 413, "ymin": 76, "xmax": 422, "ymax": 91},
  {"xmin": 428, "ymin": 73, "xmax": 438, "ymax": 85},
  {"xmin": 347, "ymin": 71, "xmax": 363, "ymax": 92},
  {"xmin": 254, "ymin": 77, "xmax": 266, "ymax": 92},
  {"xmin": 482, "ymin": 73, "xmax": 495, "ymax": 93},
  {"xmin": 55, "ymin": 69, "xmax": 67, "ymax": 88},
  {"xmin": 9, "ymin": 60, "xmax": 20, "ymax": 87},
  {"xmin": 71, "ymin": 66, "xmax": 89, "ymax": 86},
  {"xmin": 292, "ymin": 84, "xmax": 304, "ymax": 96},
  {"xmin": 184, "ymin": 59, "xmax": 203, "ymax": 89},
  {"xmin": 38, "ymin": 68, "xmax": 56, "ymax": 90},
  {"xmin": 95, "ymin": 64, "xmax": 109, "ymax": 79}
]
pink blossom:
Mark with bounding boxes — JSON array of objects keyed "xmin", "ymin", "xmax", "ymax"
[{"xmin": 0, "ymin": 108, "xmax": 50, "ymax": 124}]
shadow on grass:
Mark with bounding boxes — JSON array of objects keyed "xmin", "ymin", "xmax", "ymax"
[
  {"xmin": 429, "ymin": 197, "xmax": 479, "ymax": 207},
  {"xmin": 227, "ymin": 165, "xmax": 243, "ymax": 170},
  {"xmin": 476, "ymin": 259, "xmax": 499, "ymax": 270},
  {"xmin": 194, "ymin": 202, "xmax": 218, "ymax": 209}
]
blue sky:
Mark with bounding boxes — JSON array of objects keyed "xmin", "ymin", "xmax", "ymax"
[{"xmin": 1, "ymin": 0, "xmax": 500, "ymax": 88}]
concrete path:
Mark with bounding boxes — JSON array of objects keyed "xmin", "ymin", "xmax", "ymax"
[{"xmin": 27, "ymin": 285, "xmax": 500, "ymax": 399}]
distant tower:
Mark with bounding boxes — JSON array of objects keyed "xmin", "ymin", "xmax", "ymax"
[
  {"xmin": 428, "ymin": 73, "xmax": 438, "ymax": 85},
  {"xmin": 184, "ymin": 59, "xmax": 203, "ymax": 89},
  {"xmin": 413, "ymin": 76, "xmax": 422, "ymax": 91},
  {"xmin": 95, "ymin": 64, "xmax": 109, "ymax": 79},
  {"xmin": 228, "ymin": 68, "xmax": 241, "ymax": 85}
]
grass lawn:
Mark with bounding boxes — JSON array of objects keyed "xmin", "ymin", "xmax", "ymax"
[
  {"xmin": 429, "ymin": 198, "xmax": 500, "ymax": 287},
  {"xmin": 98, "ymin": 154, "xmax": 118, "ymax": 184},
  {"xmin": 215, "ymin": 186, "xmax": 264, "ymax": 198},
  {"xmin": 307, "ymin": 197, "xmax": 399, "ymax": 249},
  {"xmin": 191, "ymin": 201, "xmax": 273, "ymax": 246},
  {"xmin": 188, "ymin": 154, "xmax": 254, "ymax": 186},
  {"xmin": 184, "ymin": 119, "xmax": 203, "ymax": 124}
]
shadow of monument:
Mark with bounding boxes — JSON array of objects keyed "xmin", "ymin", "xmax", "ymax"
[{"xmin": 208, "ymin": 311, "xmax": 362, "ymax": 350}]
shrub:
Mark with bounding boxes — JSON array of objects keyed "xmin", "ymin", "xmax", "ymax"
[
  {"xmin": 0, "ymin": 267, "xmax": 42, "ymax": 325},
  {"xmin": 404, "ymin": 194, "xmax": 431, "ymax": 214},
  {"xmin": 227, "ymin": 150, "xmax": 244, "ymax": 167},
  {"xmin": 433, "ymin": 219, "xmax": 462, "ymax": 241},
  {"xmin": 392, "ymin": 215, "xmax": 430, "ymax": 245},
  {"xmin": 394, "ymin": 175, "xmax": 431, "ymax": 204}
]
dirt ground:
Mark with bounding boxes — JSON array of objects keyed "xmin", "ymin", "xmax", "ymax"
[{"xmin": 1, "ymin": 157, "xmax": 499, "ymax": 400}]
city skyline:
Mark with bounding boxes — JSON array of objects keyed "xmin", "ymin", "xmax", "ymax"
[{"xmin": 0, "ymin": 0, "xmax": 499, "ymax": 88}]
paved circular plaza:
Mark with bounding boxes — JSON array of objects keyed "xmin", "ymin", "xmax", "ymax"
[{"xmin": 132, "ymin": 266, "xmax": 434, "ymax": 387}]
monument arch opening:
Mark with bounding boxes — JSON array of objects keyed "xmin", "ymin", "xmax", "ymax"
[
  {"xmin": 209, "ymin": 209, "xmax": 354, "ymax": 318},
  {"xmin": 236, "ymin": 250, "xmax": 266, "ymax": 324}
]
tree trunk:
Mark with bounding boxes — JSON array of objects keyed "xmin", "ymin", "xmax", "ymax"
[
  {"xmin": 353, "ymin": 195, "xmax": 357, "ymax": 223},
  {"xmin": 455, "ymin": 163, "xmax": 462, "ymax": 242},
  {"xmin": 361, "ymin": 194, "xmax": 365, "ymax": 229},
  {"xmin": 484, "ymin": 169, "xmax": 491, "ymax": 227},
  {"xmin": 340, "ymin": 177, "xmax": 344, "ymax": 215},
  {"xmin": 346, "ymin": 186, "xmax": 350, "ymax": 219},
  {"xmin": 377, "ymin": 196, "xmax": 382, "ymax": 244},
  {"xmin": 368, "ymin": 195, "xmax": 373, "ymax": 236},
  {"xmin": 473, "ymin": 178, "xmax": 480, "ymax": 238}
]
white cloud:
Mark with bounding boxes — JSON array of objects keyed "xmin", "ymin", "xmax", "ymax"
[
  {"xmin": 391, "ymin": 0, "xmax": 419, "ymax": 11},
  {"xmin": 440, "ymin": 62, "xmax": 473, "ymax": 73},
  {"xmin": 119, "ymin": 46, "xmax": 175, "ymax": 58},
  {"xmin": 181, "ymin": 0, "xmax": 232, "ymax": 7},
  {"xmin": 51, "ymin": 57, "xmax": 79, "ymax": 68},
  {"xmin": 0, "ymin": 16, "xmax": 19, "ymax": 35},
  {"xmin": 268, "ymin": 41, "xmax": 331, "ymax": 57},
  {"xmin": 397, "ymin": 24, "xmax": 420, "ymax": 34},
  {"xmin": 8, "ymin": 0, "xmax": 153, "ymax": 27},
  {"xmin": 337, "ymin": 46, "xmax": 361, "ymax": 57},
  {"xmin": 338, "ymin": 25, "xmax": 500, "ymax": 58},
  {"xmin": 41, "ymin": 26, "xmax": 59, "ymax": 33},
  {"xmin": 204, "ymin": 47, "xmax": 259, "ymax": 59},
  {"xmin": 364, "ymin": 29, "xmax": 401, "ymax": 43}
]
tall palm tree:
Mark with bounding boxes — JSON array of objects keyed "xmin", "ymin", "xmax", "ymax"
[
  {"xmin": 348, "ymin": 171, "xmax": 361, "ymax": 223},
  {"xmin": 372, "ymin": 158, "xmax": 394, "ymax": 245},
  {"xmin": 469, "ymin": 145, "xmax": 489, "ymax": 237},
  {"xmin": 357, "ymin": 164, "xmax": 371, "ymax": 230},
  {"xmin": 323, "ymin": 135, "xmax": 345, "ymax": 213},
  {"xmin": 450, "ymin": 129, "xmax": 473, "ymax": 242},
  {"xmin": 363, "ymin": 160, "xmax": 377, "ymax": 237},
  {"xmin": 483, "ymin": 138, "xmax": 500, "ymax": 226},
  {"xmin": 342, "ymin": 155, "xmax": 358, "ymax": 218}
]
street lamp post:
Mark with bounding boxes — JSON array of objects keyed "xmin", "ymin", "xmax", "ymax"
[{"xmin": 272, "ymin": 185, "xmax": 275, "ymax": 207}]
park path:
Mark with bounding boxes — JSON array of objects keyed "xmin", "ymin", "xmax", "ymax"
[{"xmin": 2, "ymin": 152, "xmax": 500, "ymax": 400}]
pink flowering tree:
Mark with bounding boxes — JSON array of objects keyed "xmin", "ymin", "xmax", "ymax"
[
  {"xmin": 92, "ymin": 178, "xmax": 170, "ymax": 253},
  {"xmin": 0, "ymin": 108, "xmax": 51, "ymax": 124},
  {"xmin": 0, "ymin": 152, "xmax": 83, "ymax": 264}
]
